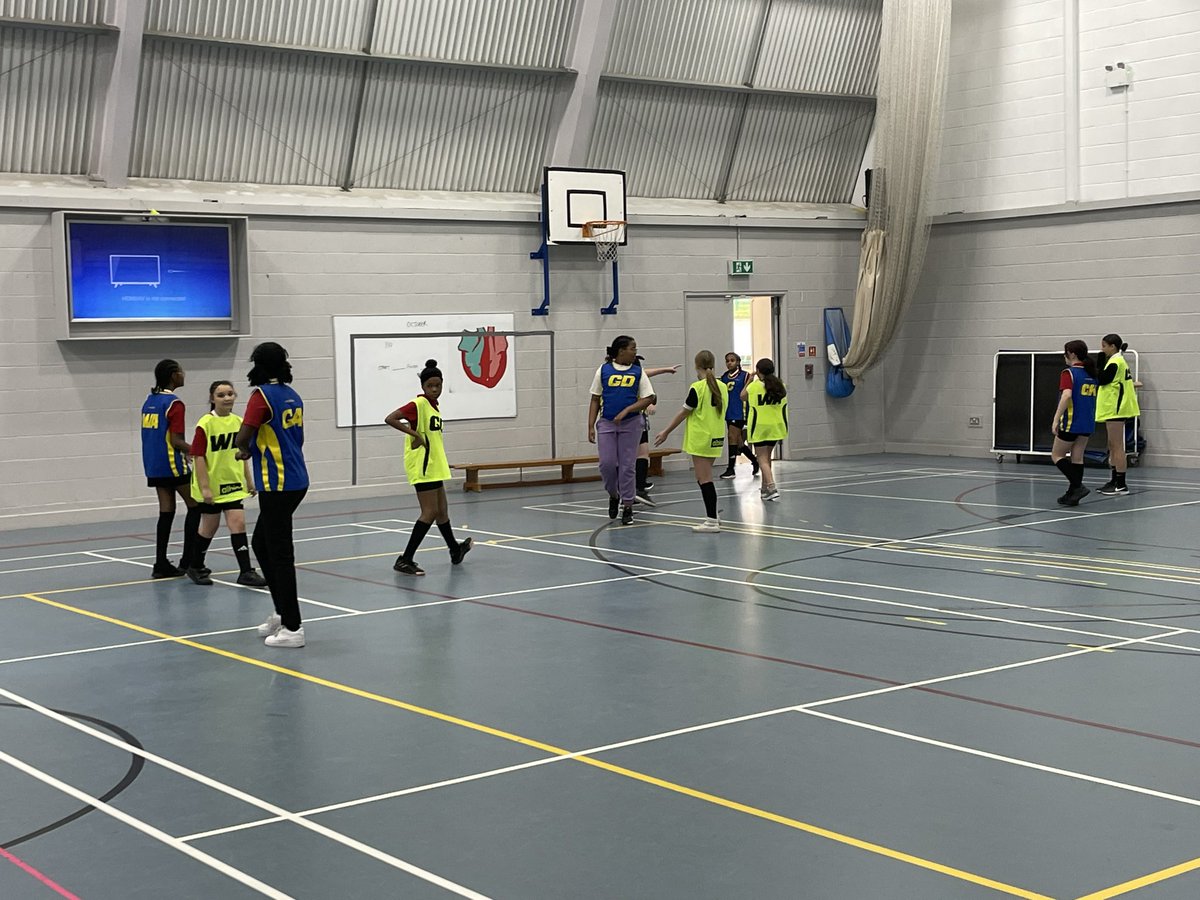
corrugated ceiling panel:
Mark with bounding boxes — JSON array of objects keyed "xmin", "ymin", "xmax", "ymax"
[
  {"xmin": 132, "ymin": 38, "xmax": 358, "ymax": 185},
  {"xmin": 372, "ymin": 0, "xmax": 575, "ymax": 67},
  {"xmin": 0, "ymin": 0, "xmax": 110, "ymax": 26},
  {"xmin": 588, "ymin": 79, "xmax": 742, "ymax": 199},
  {"xmin": 352, "ymin": 62, "xmax": 562, "ymax": 191},
  {"xmin": 756, "ymin": 0, "xmax": 881, "ymax": 95},
  {"xmin": 0, "ymin": 25, "xmax": 98, "ymax": 173},
  {"xmin": 726, "ymin": 94, "xmax": 873, "ymax": 202},
  {"xmin": 144, "ymin": 0, "xmax": 371, "ymax": 52},
  {"xmin": 604, "ymin": 0, "xmax": 763, "ymax": 85}
]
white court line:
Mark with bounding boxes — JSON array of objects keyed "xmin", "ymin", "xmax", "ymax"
[
  {"xmin": 0, "ymin": 565, "xmax": 714, "ymax": 669},
  {"xmin": 797, "ymin": 706, "xmax": 1200, "ymax": 809},
  {"xmin": 436, "ymin": 523, "xmax": 1200, "ymax": 649},
  {"xmin": 525, "ymin": 503, "xmax": 1200, "ymax": 588},
  {"xmin": 0, "ymin": 559, "xmax": 113, "ymax": 576},
  {"xmin": 0, "ymin": 518, "xmax": 409, "ymax": 567},
  {"xmin": 0, "ymin": 686, "xmax": 492, "ymax": 900},
  {"xmin": 787, "ymin": 488, "xmax": 1048, "ymax": 513},
  {"xmin": 0, "ymin": 747, "xmax": 293, "ymax": 899},
  {"xmin": 181, "ymin": 625, "xmax": 1181, "ymax": 844},
  {"xmin": 83, "ymin": 551, "xmax": 359, "ymax": 614}
]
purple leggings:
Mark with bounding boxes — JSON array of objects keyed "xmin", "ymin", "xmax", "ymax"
[{"xmin": 596, "ymin": 415, "xmax": 641, "ymax": 505}]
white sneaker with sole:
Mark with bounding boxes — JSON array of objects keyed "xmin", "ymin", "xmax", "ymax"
[
  {"xmin": 256, "ymin": 614, "xmax": 282, "ymax": 638},
  {"xmin": 764, "ymin": 487, "xmax": 781, "ymax": 501},
  {"xmin": 692, "ymin": 518, "xmax": 720, "ymax": 533},
  {"xmin": 264, "ymin": 626, "xmax": 305, "ymax": 648}
]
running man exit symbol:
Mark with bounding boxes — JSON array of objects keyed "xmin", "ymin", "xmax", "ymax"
[{"xmin": 728, "ymin": 259, "xmax": 754, "ymax": 275}]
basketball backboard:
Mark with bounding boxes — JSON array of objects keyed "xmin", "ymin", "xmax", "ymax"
[{"xmin": 543, "ymin": 167, "xmax": 627, "ymax": 246}]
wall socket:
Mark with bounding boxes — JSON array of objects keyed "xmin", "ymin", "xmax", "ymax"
[{"xmin": 968, "ymin": 416, "xmax": 982, "ymax": 428}]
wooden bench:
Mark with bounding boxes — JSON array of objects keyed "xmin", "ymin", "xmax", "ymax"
[{"xmin": 452, "ymin": 449, "xmax": 682, "ymax": 493}]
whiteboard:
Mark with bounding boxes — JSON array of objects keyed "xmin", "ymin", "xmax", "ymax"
[{"xmin": 334, "ymin": 314, "xmax": 516, "ymax": 427}]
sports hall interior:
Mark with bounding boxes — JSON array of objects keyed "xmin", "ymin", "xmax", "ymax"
[{"xmin": 2, "ymin": 1, "xmax": 1200, "ymax": 898}]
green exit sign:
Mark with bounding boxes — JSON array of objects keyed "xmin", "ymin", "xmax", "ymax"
[{"xmin": 728, "ymin": 259, "xmax": 754, "ymax": 275}]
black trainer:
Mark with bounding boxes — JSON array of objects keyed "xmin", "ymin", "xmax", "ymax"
[
  {"xmin": 393, "ymin": 557, "xmax": 425, "ymax": 576},
  {"xmin": 236, "ymin": 569, "xmax": 268, "ymax": 587},
  {"xmin": 1064, "ymin": 485, "xmax": 1090, "ymax": 507},
  {"xmin": 719, "ymin": 467, "xmax": 736, "ymax": 480},
  {"xmin": 185, "ymin": 567, "xmax": 213, "ymax": 586},
  {"xmin": 1097, "ymin": 483, "xmax": 1128, "ymax": 496},
  {"xmin": 608, "ymin": 495, "xmax": 619, "ymax": 519},
  {"xmin": 642, "ymin": 481, "xmax": 654, "ymax": 491},
  {"xmin": 634, "ymin": 489, "xmax": 656, "ymax": 507},
  {"xmin": 152, "ymin": 562, "xmax": 183, "ymax": 579},
  {"xmin": 620, "ymin": 505, "xmax": 634, "ymax": 526},
  {"xmin": 751, "ymin": 458, "xmax": 760, "ymax": 476},
  {"xmin": 450, "ymin": 537, "xmax": 474, "ymax": 565},
  {"xmin": 1056, "ymin": 491, "xmax": 1072, "ymax": 505}
]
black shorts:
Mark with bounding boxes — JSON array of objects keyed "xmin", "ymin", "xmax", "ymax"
[
  {"xmin": 1057, "ymin": 430, "xmax": 1089, "ymax": 442},
  {"xmin": 753, "ymin": 439, "xmax": 779, "ymax": 449},
  {"xmin": 147, "ymin": 474, "xmax": 190, "ymax": 489},
  {"xmin": 639, "ymin": 428, "xmax": 649, "ymax": 445},
  {"xmin": 1098, "ymin": 417, "xmax": 1130, "ymax": 425},
  {"xmin": 195, "ymin": 500, "xmax": 245, "ymax": 515},
  {"xmin": 727, "ymin": 419, "xmax": 747, "ymax": 431},
  {"xmin": 414, "ymin": 480, "xmax": 443, "ymax": 493}
]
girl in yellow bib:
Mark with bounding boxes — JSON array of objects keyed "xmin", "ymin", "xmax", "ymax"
[
  {"xmin": 1095, "ymin": 333, "xmax": 1140, "ymax": 496},
  {"xmin": 654, "ymin": 350, "xmax": 728, "ymax": 532},
  {"xmin": 385, "ymin": 359, "xmax": 473, "ymax": 576},
  {"xmin": 742, "ymin": 358, "xmax": 788, "ymax": 501},
  {"xmin": 186, "ymin": 381, "xmax": 267, "ymax": 587}
]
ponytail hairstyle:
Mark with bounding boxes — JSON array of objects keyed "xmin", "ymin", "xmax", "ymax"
[
  {"xmin": 756, "ymin": 358, "xmax": 787, "ymax": 404},
  {"xmin": 1063, "ymin": 341, "xmax": 1097, "ymax": 380},
  {"xmin": 605, "ymin": 334, "xmax": 635, "ymax": 362},
  {"xmin": 152, "ymin": 359, "xmax": 181, "ymax": 393},
  {"xmin": 247, "ymin": 342, "xmax": 293, "ymax": 386},
  {"xmin": 1102, "ymin": 333, "xmax": 1128, "ymax": 353},
  {"xmin": 418, "ymin": 359, "xmax": 442, "ymax": 386},
  {"xmin": 695, "ymin": 350, "xmax": 722, "ymax": 410},
  {"xmin": 208, "ymin": 380, "xmax": 235, "ymax": 411}
]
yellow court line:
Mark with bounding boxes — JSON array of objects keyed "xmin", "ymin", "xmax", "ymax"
[
  {"xmin": 1075, "ymin": 854, "xmax": 1200, "ymax": 899},
  {"xmin": 22, "ymin": 591, "xmax": 1051, "ymax": 900}
]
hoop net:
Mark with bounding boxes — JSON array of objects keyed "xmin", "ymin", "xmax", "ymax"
[{"xmin": 582, "ymin": 220, "xmax": 625, "ymax": 262}]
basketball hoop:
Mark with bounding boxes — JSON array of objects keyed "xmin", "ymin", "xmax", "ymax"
[{"xmin": 582, "ymin": 220, "xmax": 626, "ymax": 262}]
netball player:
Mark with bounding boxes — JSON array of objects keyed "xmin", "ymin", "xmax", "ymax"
[
  {"xmin": 1095, "ymin": 333, "xmax": 1140, "ymax": 495},
  {"xmin": 235, "ymin": 343, "xmax": 308, "ymax": 649},
  {"xmin": 742, "ymin": 358, "xmax": 788, "ymax": 501},
  {"xmin": 718, "ymin": 352, "xmax": 759, "ymax": 479},
  {"xmin": 654, "ymin": 351, "xmax": 728, "ymax": 532},
  {"xmin": 588, "ymin": 336, "xmax": 656, "ymax": 526},
  {"xmin": 386, "ymin": 359, "xmax": 473, "ymax": 576},
  {"xmin": 185, "ymin": 381, "xmax": 268, "ymax": 586},
  {"xmin": 1049, "ymin": 341, "xmax": 1099, "ymax": 507},
  {"xmin": 141, "ymin": 359, "xmax": 200, "ymax": 578}
]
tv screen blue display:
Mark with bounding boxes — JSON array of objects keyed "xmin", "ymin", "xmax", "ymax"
[{"xmin": 67, "ymin": 221, "xmax": 234, "ymax": 321}]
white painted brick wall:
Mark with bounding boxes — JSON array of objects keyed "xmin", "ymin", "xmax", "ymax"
[
  {"xmin": 883, "ymin": 201, "xmax": 1200, "ymax": 465},
  {"xmin": 937, "ymin": 0, "xmax": 1200, "ymax": 212},
  {"xmin": 0, "ymin": 210, "xmax": 878, "ymax": 524}
]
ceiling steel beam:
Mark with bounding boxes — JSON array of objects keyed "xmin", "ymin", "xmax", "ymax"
[
  {"xmin": 88, "ymin": 0, "xmax": 147, "ymax": 188},
  {"xmin": 544, "ymin": 0, "xmax": 619, "ymax": 167}
]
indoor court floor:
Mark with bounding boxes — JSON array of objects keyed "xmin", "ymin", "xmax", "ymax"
[{"xmin": 4, "ymin": 454, "xmax": 1200, "ymax": 900}]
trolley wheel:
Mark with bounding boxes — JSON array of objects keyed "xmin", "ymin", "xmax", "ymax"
[
  {"xmin": 1127, "ymin": 454, "xmax": 1139, "ymax": 468},
  {"xmin": 995, "ymin": 454, "xmax": 1004, "ymax": 464}
]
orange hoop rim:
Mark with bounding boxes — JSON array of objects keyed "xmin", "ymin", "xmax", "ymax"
[{"xmin": 581, "ymin": 220, "xmax": 627, "ymax": 238}]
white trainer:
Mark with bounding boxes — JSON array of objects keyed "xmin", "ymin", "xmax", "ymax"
[
  {"xmin": 764, "ymin": 487, "xmax": 781, "ymax": 501},
  {"xmin": 256, "ymin": 614, "xmax": 282, "ymax": 638},
  {"xmin": 692, "ymin": 518, "xmax": 721, "ymax": 533},
  {"xmin": 264, "ymin": 626, "xmax": 305, "ymax": 648}
]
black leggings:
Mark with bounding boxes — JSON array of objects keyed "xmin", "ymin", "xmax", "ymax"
[{"xmin": 252, "ymin": 489, "xmax": 307, "ymax": 631}]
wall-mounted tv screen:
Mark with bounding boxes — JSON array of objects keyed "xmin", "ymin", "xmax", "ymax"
[{"xmin": 66, "ymin": 219, "xmax": 235, "ymax": 322}]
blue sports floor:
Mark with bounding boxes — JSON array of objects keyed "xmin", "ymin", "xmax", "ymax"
[{"xmin": 3, "ymin": 455, "xmax": 1200, "ymax": 899}]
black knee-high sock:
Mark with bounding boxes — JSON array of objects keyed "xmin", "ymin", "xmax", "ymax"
[
  {"xmin": 180, "ymin": 507, "xmax": 202, "ymax": 568},
  {"xmin": 155, "ymin": 511, "xmax": 175, "ymax": 565},
  {"xmin": 742, "ymin": 445, "xmax": 756, "ymax": 463},
  {"xmin": 699, "ymin": 481, "xmax": 718, "ymax": 519},
  {"xmin": 1071, "ymin": 463, "xmax": 1086, "ymax": 488},
  {"xmin": 1115, "ymin": 469, "xmax": 1127, "ymax": 488},
  {"xmin": 192, "ymin": 534, "xmax": 213, "ymax": 570},
  {"xmin": 231, "ymin": 532, "xmax": 252, "ymax": 573},
  {"xmin": 403, "ymin": 520, "xmax": 432, "ymax": 561},
  {"xmin": 1109, "ymin": 466, "xmax": 1118, "ymax": 484},
  {"xmin": 1054, "ymin": 458, "xmax": 1074, "ymax": 486},
  {"xmin": 636, "ymin": 457, "xmax": 649, "ymax": 490},
  {"xmin": 725, "ymin": 446, "xmax": 738, "ymax": 470},
  {"xmin": 436, "ymin": 521, "xmax": 458, "ymax": 551}
]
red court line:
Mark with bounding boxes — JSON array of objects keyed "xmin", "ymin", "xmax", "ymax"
[{"xmin": 0, "ymin": 846, "xmax": 81, "ymax": 900}]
